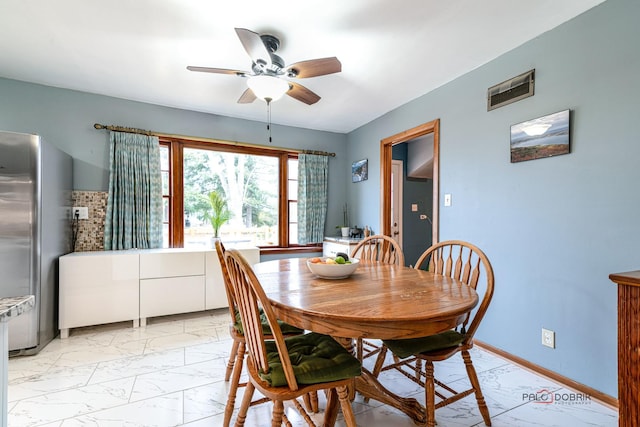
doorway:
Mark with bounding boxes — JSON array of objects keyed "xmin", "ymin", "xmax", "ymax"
[
  {"xmin": 380, "ymin": 119, "xmax": 440, "ymax": 254},
  {"xmin": 391, "ymin": 160, "xmax": 403, "ymax": 248}
]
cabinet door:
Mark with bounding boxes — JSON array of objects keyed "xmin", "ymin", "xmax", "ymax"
[
  {"xmin": 59, "ymin": 253, "xmax": 139, "ymax": 329},
  {"xmin": 140, "ymin": 276, "xmax": 205, "ymax": 318},
  {"xmin": 205, "ymin": 251, "xmax": 226, "ymax": 310},
  {"xmin": 140, "ymin": 251, "xmax": 205, "ymax": 279},
  {"xmin": 205, "ymin": 247, "xmax": 260, "ymax": 310}
]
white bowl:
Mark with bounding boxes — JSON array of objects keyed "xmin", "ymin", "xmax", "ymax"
[{"xmin": 306, "ymin": 257, "xmax": 360, "ymax": 279}]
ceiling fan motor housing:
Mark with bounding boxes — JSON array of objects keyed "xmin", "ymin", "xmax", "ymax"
[
  {"xmin": 259, "ymin": 34, "xmax": 285, "ymax": 72},
  {"xmin": 260, "ymin": 34, "xmax": 280, "ymax": 53},
  {"xmin": 252, "ymin": 55, "xmax": 284, "ymax": 75}
]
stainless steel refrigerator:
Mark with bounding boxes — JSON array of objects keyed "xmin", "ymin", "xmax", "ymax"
[{"xmin": 0, "ymin": 131, "xmax": 72, "ymax": 355}]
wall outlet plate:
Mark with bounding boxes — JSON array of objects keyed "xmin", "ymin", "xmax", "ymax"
[
  {"xmin": 72, "ymin": 206, "xmax": 89, "ymax": 220},
  {"xmin": 542, "ymin": 328, "xmax": 555, "ymax": 348}
]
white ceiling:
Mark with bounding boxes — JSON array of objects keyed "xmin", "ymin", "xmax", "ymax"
[{"xmin": 1, "ymin": 0, "xmax": 605, "ymax": 133}]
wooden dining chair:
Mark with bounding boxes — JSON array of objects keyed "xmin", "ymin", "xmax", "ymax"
[
  {"xmin": 350, "ymin": 234, "xmax": 405, "ymax": 267},
  {"xmin": 371, "ymin": 240, "xmax": 495, "ymax": 427},
  {"xmin": 214, "ymin": 240, "xmax": 310, "ymax": 426},
  {"xmin": 224, "ymin": 249, "xmax": 362, "ymax": 427},
  {"xmin": 350, "ymin": 234, "xmax": 405, "ymax": 361}
]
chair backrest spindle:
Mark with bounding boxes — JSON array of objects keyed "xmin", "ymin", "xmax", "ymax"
[{"xmin": 351, "ymin": 234, "xmax": 405, "ymax": 266}]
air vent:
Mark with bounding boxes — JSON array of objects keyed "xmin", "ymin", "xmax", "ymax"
[{"xmin": 487, "ymin": 69, "xmax": 535, "ymax": 111}]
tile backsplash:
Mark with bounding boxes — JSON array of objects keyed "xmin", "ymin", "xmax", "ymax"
[{"xmin": 71, "ymin": 190, "xmax": 108, "ymax": 251}]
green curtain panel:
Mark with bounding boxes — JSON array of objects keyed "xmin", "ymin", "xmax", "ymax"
[
  {"xmin": 298, "ymin": 154, "xmax": 328, "ymax": 244},
  {"xmin": 104, "ymin": 131, "xmax": 163, "ymax": 250}
]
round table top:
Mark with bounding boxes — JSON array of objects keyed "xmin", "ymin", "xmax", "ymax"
[{"xmin": 253, "ymin": 258, "xmax": 479, "ymax": 340}]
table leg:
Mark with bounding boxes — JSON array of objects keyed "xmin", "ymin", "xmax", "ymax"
[
  {"xmin": 334, "ymin": 337, "xmax": 426, "ymax": 425},
  {"xmin": 356, "ymin": 368, "xmax": 426, "ymax": 425}
]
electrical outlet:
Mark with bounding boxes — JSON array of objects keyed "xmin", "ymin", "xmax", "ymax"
[
  {"xmin": 542, "ymin": 328, "xmax": 555, "ymax": 349},
  {"xmin": 72, "ymin": 206, "xmax": 89, "ymax": 220}
]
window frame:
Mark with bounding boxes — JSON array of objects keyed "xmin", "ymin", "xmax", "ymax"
[
  {"xmin": 160, "ymin": 136, "xmax": 321, "ymax": 253},
  {"xmin": 159, "ymin": 142, "xmax": 172, "ymax": 247}
]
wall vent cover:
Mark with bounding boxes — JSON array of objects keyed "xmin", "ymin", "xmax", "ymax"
[{"xmin": 487, "ymin": 69, "xmax": 535, "ymax": 111}]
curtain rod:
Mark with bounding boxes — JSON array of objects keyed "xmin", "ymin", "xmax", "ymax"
[{"xmin": 93, "ymin": 123, "xmax": 336, "ymax": 157}]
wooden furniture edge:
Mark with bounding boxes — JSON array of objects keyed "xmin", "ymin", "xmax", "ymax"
[
  {"xmin": 474, "ymin": 340, "xmax": 618, "ymax": 410},
  {"xmin": 609, "ymin": 270, "xmax": 640, "ymax": 287}
]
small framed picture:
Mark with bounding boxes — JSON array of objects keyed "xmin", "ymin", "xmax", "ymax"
[
  {"xmin": 352, "ymin": 159, "xmax": 368, "ymax": 182},
  {"xmin": 510, "ymin": 109, "xmax": 570, "ymax": 163}
]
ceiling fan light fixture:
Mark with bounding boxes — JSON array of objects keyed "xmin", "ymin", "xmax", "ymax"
[{"xmin": 247, "ymin": 75, "xmax": 290, "ymax": 102}]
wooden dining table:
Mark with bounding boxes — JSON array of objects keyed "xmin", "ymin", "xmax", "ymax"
[{"xmin": 253, "ymin": 257, "xmax": 479, "ymax": 424}]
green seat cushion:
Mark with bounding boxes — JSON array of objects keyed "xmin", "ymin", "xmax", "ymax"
[
  {"xmin": 383, "ymin": 330, "xmax": 465, "ymax": 359},
  {"xmin": 233, "ymin": 309, "xmax": 304, "ymax": 336},
  {"xmin": 259, "ymin": 332, "xmax": 362, "ymax": 387}
]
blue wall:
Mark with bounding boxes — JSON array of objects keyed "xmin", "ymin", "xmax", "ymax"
[
  {"xmin": 347, "ymin": 0, "xmax": 638, "ymax": 397},
  {"xmin": 0, "ymin": 78, "xmax": 350, "ymax": 236}
]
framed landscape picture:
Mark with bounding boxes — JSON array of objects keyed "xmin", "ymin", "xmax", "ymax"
[
  {"xmin": 510, "ymin": 109, "xmax": 570, "ymax": 163},
  {"xmin": 352, "ymin": 158, "xmax": 368, "ymax": 182}
]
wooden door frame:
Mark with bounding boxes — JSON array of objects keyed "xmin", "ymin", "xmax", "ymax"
[{"xmin": 380, "ymin": 119, "xmax": 440, "ymax": 244}]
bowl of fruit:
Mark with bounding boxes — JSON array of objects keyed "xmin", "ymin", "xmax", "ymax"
[{"xmin": 306, "ymin": 252, "xmax": 360, "ymax": 279}]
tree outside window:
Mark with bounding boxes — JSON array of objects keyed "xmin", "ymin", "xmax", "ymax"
[{"xmin": 182, "ymin": 147, "xmax": 282, "ymax": 247}]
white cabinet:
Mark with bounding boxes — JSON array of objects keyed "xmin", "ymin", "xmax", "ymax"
[
  {"xmin": 205, "ymin": 248, "xmax": 259, "ymax": 310},
  {"xmin": 322, "ymin": 237, "xmax": 362, "ymax": 258},
  {"xmin": 205, "ymin": 251, "xmax": 225, "ymax": 310},
  {"xmin": 59, "ymin": 251, "xmax": 140, "ymax": 338},
  {"xmin": 59, "ymin": 246, "xmax": 260, "ymax": 337},
  {"xmin": 139, "ymin": 250, "xmax": 206, "ymax": 325}
]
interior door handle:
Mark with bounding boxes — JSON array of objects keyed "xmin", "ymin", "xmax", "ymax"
[{"xmin": 393, "ymin": 231, "xmax": 399, "ymax": 236}]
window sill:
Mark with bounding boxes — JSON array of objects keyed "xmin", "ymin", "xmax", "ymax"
[{"xmin": 259, "ymin": 245, "xmax": 322, "ymax": 256}]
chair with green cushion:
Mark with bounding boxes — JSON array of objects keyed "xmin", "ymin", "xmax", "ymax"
[
  {"xmin": 214, "ymin": 240, "xmax": 308, "ymax": 426},
  {"xmin": 350, "ymin": 234, "xmax": 405, "ymax": 362},
  {"xmin": 371, "ymin": 240, "xmax": 495, "ymax": 427},
  {"xmin": 224, "ymin": 248, "xmax": 362, "ymax": 427}
]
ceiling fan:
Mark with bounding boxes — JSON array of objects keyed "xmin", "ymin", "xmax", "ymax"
[{"xmin": 187, "ymin": 28, "xmax": 341, "ymax": 105}]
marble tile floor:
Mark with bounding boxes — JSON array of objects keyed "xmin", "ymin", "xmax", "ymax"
[{"xmin": 7, "ymin": 310, "xmax": 618, "ymax": 426}]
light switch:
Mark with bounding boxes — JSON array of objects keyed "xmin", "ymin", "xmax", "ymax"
[
  {"xmin": 411, "ymin": 204, "xmax": 418, "ymax": 212},
  {"xmin": 444, "ymin": 194, "xmax": 452, "ymax": 207}
]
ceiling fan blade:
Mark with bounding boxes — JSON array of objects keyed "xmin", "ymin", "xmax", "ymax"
[
  {"xmin": 287, "ymin": 82, "xmax": 321, "ymax": 105},
  {"xmin": 285, "ymin": 57, "xmax": 342, "ymax": 78},
  {"xmin": 186, "ymin": 66, "xmax": 248, "ymax": 77},
  {"xmin": 235, "ymin": 28, "xmax": 272, "ymax": 69},
  {"xmin": 237, "ymin": 88, "xmax": 257, "ymax": 104}
]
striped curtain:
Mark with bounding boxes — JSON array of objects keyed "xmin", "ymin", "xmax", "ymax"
[
  {"xmin": 104, "ymin": 131, "xmax": 162, "ymax": 250},
  {"xmin": 298, "ymin": 154, "xmax": 328, "ymax": 244}
]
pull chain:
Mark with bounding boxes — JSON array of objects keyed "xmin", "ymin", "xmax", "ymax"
[{"xmin": 265, "ymin": 97, "xmax": 273, "ymax": 143}]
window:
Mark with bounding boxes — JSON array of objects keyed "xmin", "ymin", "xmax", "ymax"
[{"xmin": 160, "ymin": 137, "xmax": 307, "ymax": 250}]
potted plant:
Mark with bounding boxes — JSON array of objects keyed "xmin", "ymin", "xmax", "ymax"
[
  {"xmin": 336, "ymin": 203, "xmax": 350, "ymax": 237},
  {"xmin": 205, "ymin": 190, "xmax": 231, "ymax": 239}
]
